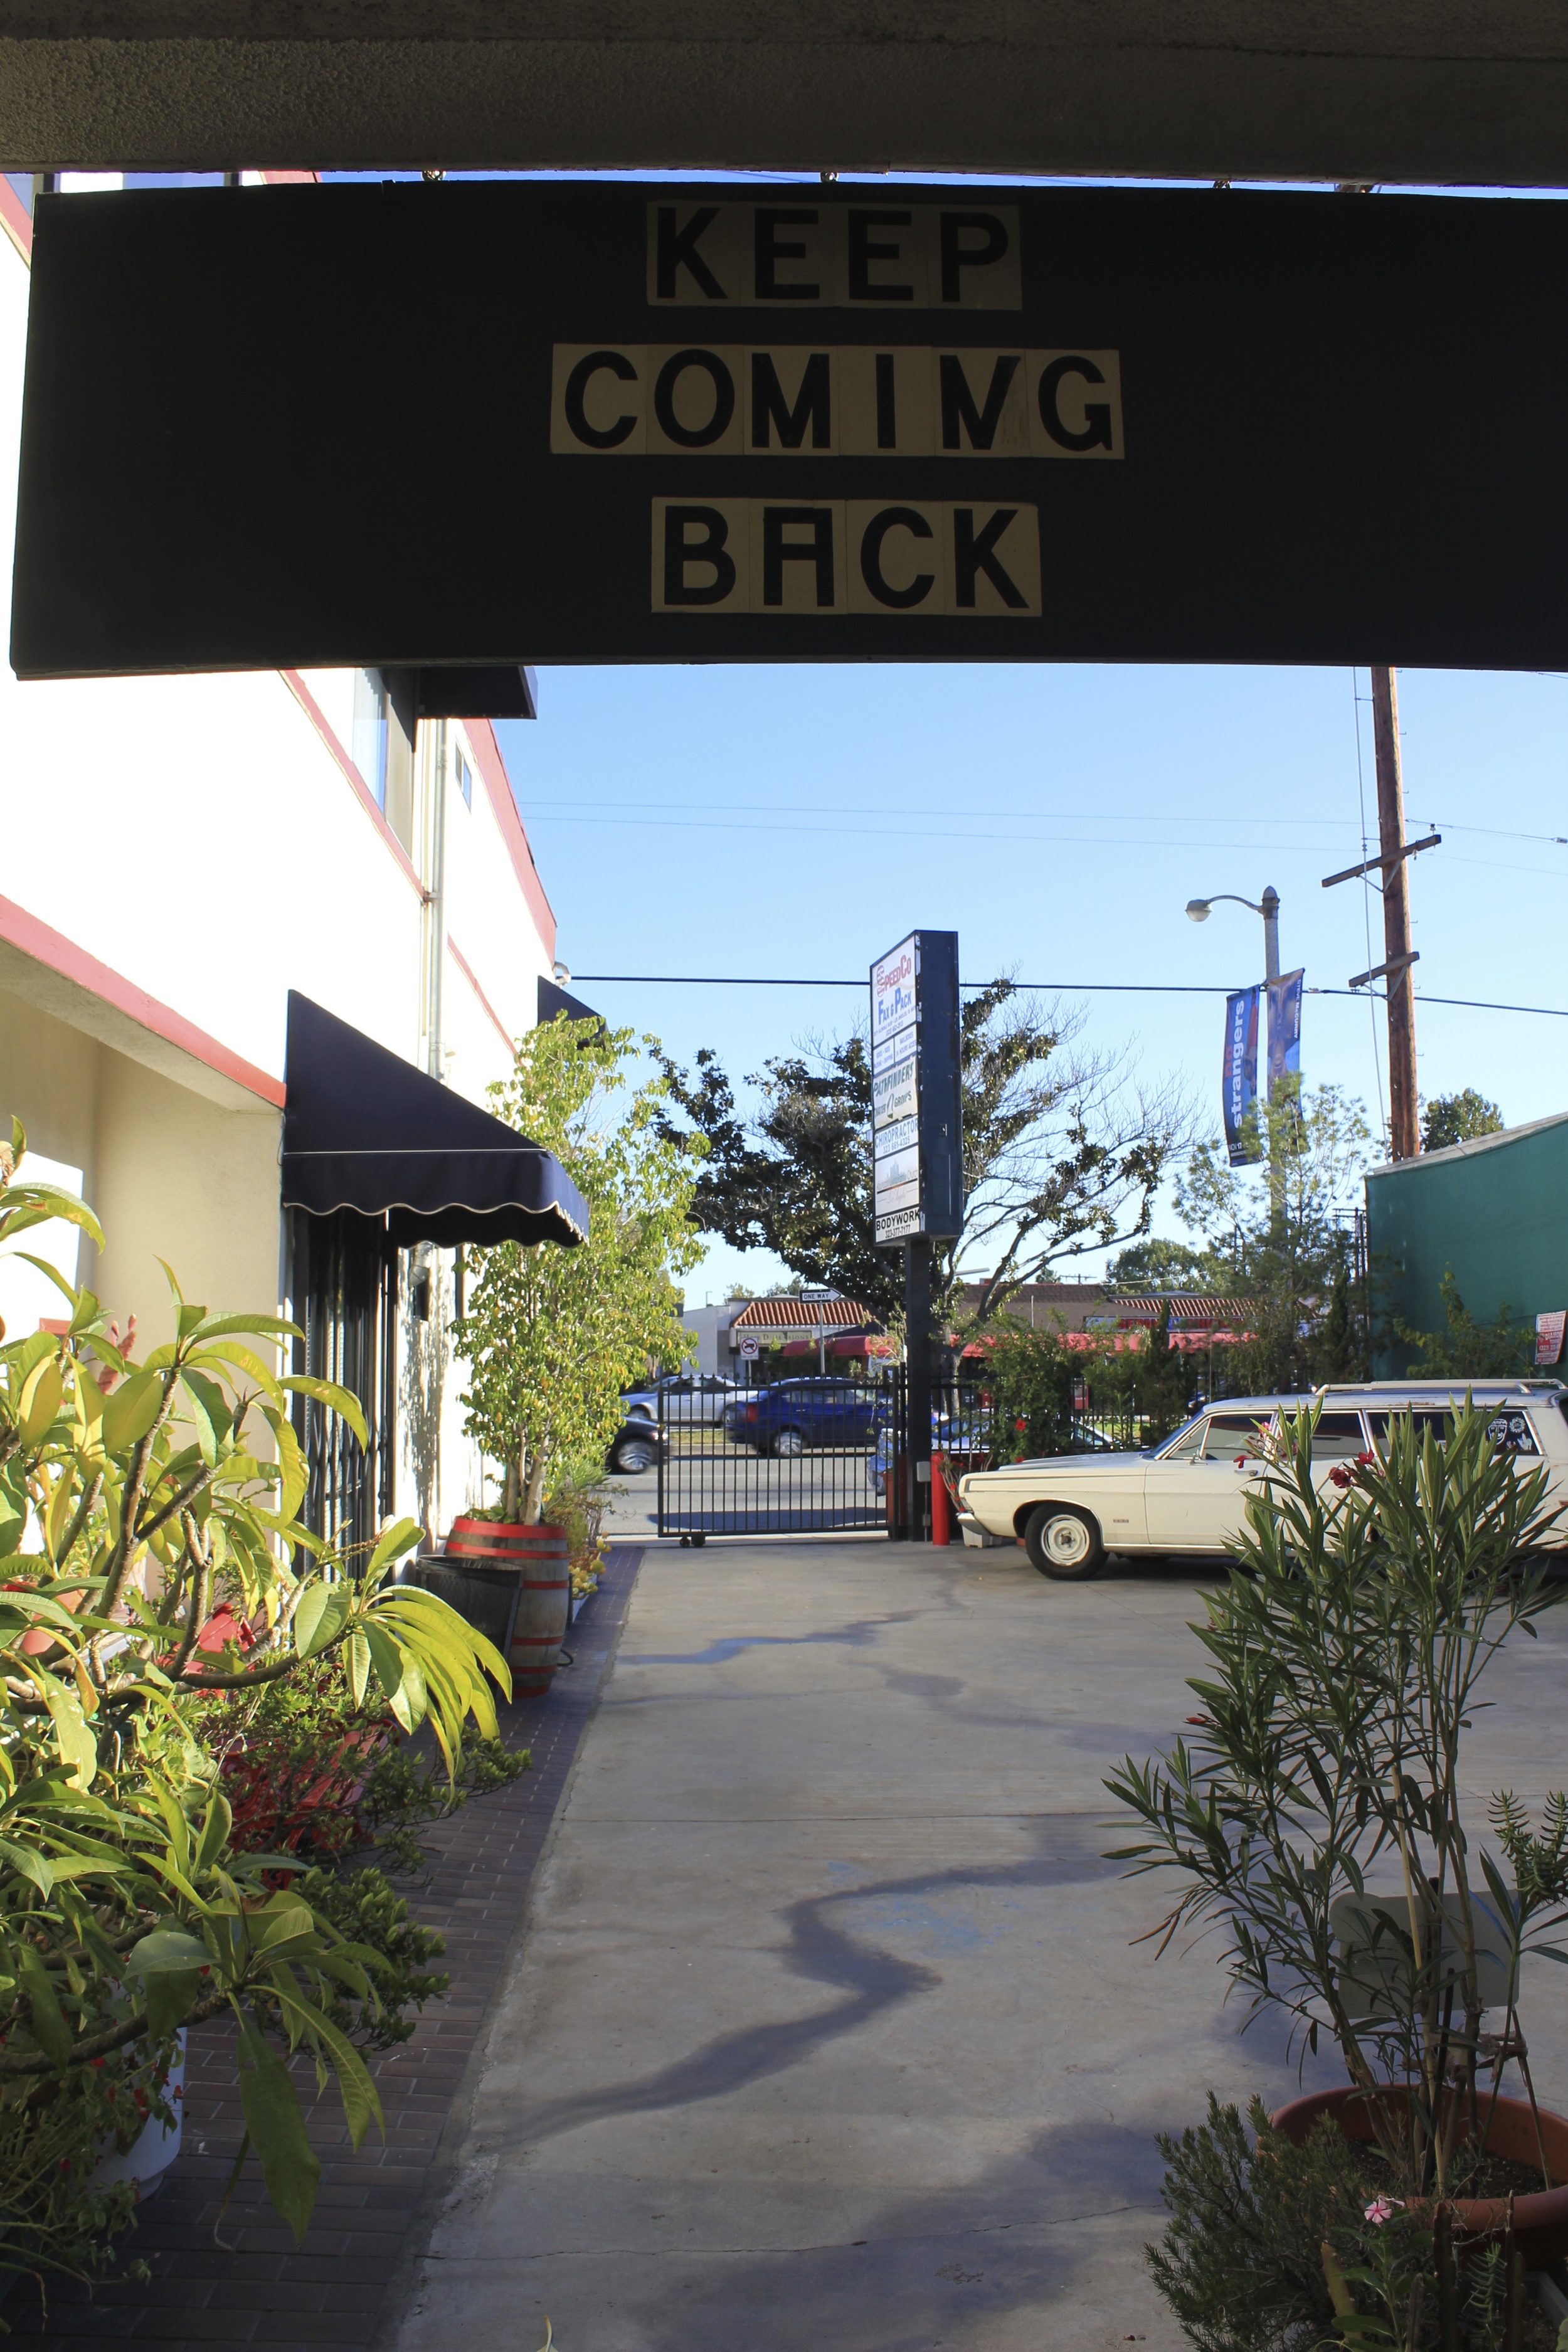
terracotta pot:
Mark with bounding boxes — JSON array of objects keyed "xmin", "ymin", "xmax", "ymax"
[{"xmin": 1270, "ymin": 2084, "xmax": 1568, "ymax": 2266}]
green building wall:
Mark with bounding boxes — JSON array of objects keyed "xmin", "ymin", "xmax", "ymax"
[{"xmin": 1365, "ymin": 1111, "xmax": 1568, "ymax": 1375}]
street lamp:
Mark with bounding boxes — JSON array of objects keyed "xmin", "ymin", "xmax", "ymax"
[{"xmin": 1185, "ymin": 887, "xmax": 1281, "ymax": 983}]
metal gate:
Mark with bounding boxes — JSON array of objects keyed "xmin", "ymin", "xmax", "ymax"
[{"xmin": 657, "ymin": 1365, "xmax": 894, "ymax": 1539}]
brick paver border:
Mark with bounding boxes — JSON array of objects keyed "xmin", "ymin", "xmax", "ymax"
[{"xmin": 14, "ymin": 1546, "xmax": 645, "ymax": 2348}]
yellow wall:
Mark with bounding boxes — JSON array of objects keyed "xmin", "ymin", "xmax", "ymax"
[{"xmin": 0, "ymin": 984, "xmax": 280, "ymax": 1353}]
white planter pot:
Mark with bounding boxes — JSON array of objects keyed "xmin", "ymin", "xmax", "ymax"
[{"xmin": 88, "ymin": 2030, "xmax": 185, "ymax": 2204}]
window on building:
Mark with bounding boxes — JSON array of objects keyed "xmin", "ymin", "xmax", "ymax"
[
  {"xmin": 455, "ymin": 747, "xmax": 473, "ymax": 808},
  {"xmin": 289, "ymin": 1209, "xmax": 397, "ymax": 1557},
  {"xmin": 350, "ymin": 668, "xmax": 416, "ymax": 851},
  {"xmin": 352, "ymin": 668, "xmax": 389, "ymax": 810}
]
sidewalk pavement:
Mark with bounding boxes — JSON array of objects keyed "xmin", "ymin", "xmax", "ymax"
[{"xmin": 388, "ymin": 1536, "xmax": 1379, "ymax": 2351}]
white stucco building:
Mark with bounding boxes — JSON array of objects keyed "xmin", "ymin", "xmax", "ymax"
[{"xmin": 0, "ymin": 169, "xmax": 580, "ymax": 1549}]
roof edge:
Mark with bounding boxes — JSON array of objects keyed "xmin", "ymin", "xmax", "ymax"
[{"xmin": 1366, "ymin": 1106, "xmax": 1568, "ymax": 1182}]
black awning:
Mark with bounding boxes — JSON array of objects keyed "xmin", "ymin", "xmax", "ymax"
[{"xmin": 282, "ymin": 992, "xmax": 587, "ymax": 1250}]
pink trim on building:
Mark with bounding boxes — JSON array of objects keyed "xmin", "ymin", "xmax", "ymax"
[
  {"xmin": 280, "ymin": 670, "xmax": 426, "ymax": 900},
  {"xmin": 446, "ymin": 934, "xmax": 516, "ymax": 1056},
  {"xmin": 0, "ymin": 893, "xmax": 285, "ymax": 1106},
  {"xmin": 1, "ymin": 178, "xmax": 33, "ymax": 264},
  {"xmin": 463, "ymin": 720, "xmax": 556, "ymax": 962}
]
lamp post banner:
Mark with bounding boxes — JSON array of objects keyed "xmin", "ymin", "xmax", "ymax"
[
  {"xmin": 1223, "ymin": 987, "xmax": 1263, "ymax": 1168},
  {"xmin": 1266, "ymin": 968, "xmax": 1304, "ymax": 1099},
  {"xmin": 12, "ymin": 181, "xmax": 1568, "ymax": 677}
]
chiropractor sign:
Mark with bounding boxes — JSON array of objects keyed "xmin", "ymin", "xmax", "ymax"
[{"xmin": 871, "ymin": 932, "xmax": 962, "ymax": 1246}]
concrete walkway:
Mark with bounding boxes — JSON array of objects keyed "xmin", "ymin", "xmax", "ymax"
[{"xmin": 392, "ymin": 1537, "xmax": 1568, "ymax": 2352}]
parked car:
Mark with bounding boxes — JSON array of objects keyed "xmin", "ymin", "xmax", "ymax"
[
  {"xmin": 606, "ymin": 1416, "xmax": 668, "ymax": 1476},
  {"xmin": 956, "ymin": 1381, "xmax": 1568, "ymax": 1581},
  {"xmin": 725, "ymin": 1379, "xmax": 883, "ymax": 1458},
  {"xmin": 621, "ymin": 1373, "xmax": 737, "ymax": 1424},
  {"xmin": 868, "ymin": 1403, "xmax": 997, "ymax": 1495}
]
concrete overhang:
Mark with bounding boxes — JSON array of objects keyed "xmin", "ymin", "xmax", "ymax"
[{"xmin": 4, "ymin": 4, "xmax": 1568, "ymax": 186}]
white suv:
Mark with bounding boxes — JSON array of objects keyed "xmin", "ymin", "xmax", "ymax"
[{"xmin": 955, "ymin": 1380, "xmax": 1568, "ymax": 1581}]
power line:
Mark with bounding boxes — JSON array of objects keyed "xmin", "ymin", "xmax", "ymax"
[{"xmin": 571, "ymin": 973, "xmax": 1568, "ymax": 1017}]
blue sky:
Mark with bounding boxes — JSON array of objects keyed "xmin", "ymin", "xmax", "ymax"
[
  {"xmin": 419, "ymin": 164, "xmax": 1568, "ymax": 1308},
  {"xmin": 499, "ymin": 657, "xmax": 1567, "ymax": 1304}
]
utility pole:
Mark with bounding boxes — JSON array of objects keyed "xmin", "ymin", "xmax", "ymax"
[{"xmin": 1370, "ymin": 666, "xmax": 1419, "ymax": 1160}]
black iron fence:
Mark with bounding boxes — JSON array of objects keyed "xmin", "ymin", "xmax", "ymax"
[
  {"xmin": 653, "ymin": 1364, "xmax": 1225, "ymax": 1542},
  {"xmin": 657, "ymin": 1365, "xmax": 893, "ymax": 1539}
]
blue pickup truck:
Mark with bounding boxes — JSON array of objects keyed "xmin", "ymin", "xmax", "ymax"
[{"xmin": 724, "ymin": 1379, "xmax": 884, "ymax": 1458}]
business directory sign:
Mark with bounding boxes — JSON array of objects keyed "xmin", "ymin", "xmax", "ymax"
[{"xmin": 871, "ymin": 931, "xmax": 962, "ymax": 1246}]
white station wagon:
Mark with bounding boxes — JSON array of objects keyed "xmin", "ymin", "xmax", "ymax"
[{"xmin": 955, "ymin": 1380, "xmax": 1568, "ymax": 1580}]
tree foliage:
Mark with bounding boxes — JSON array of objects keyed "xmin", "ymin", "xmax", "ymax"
[
  {"xmin": 655, "ymin": 982, "xmax": 1189, "ymax": 1329},
  {"xmin": 1421, "ymin": 1088, "xmax": 1505, "ymax": 1155},
  {"xmin": 1396, "ymin": 1268, "xmax": 1531, "ymax": 1380},
  {"xmin": 1106, "ymin": 1235, "xmax": 1236, "ymax": 1293},
  {"xmin": 1173, "ymin": 1081, "xmax": 1372, "ymax": 1392},
  {"xmin": 457, "ymin": 1017, "xmax": 706, "ymax": 1520}
]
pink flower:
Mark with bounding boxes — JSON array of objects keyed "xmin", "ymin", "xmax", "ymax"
[{"xmin": 1364, "ymin": 2196, "xmax": 1402, "ymax": 2225}]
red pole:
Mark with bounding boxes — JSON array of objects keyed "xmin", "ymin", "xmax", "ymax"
[{"xmin": 931, "ymin": 1453, "xmax": 951, "ymax": 1546}]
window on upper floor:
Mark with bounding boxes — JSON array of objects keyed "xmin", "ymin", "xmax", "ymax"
[
  {"xmin": 352, "ymin": 669, "xmax": 389, "ymax": 810},
  {"xmin": 350, "ymin": 667, "xmax": 416, "ymax": 851},
  {"xmin": 455, "ymin": 747, "xmax": 474, "ymax": 809}
]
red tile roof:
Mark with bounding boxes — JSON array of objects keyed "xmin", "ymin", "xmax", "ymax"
[
  {"xmin": 1111, "ymin": 1293, "xmax": 1257, "ymax": 1325},
  {"xmin": 729, "ymin": 1297, "xmax": 877, "ymax": 1330}
]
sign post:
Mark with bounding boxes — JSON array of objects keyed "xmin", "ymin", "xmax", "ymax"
[{"xmin": 871, "ymin": 931, "xmax": 961, "ymax": 1540}]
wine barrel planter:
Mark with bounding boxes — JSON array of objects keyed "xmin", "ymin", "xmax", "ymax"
[
  {"xmin": 1270, "ymin": 2085, "xmax": 1568, "ymax": 2266},
  {"xmin": 445, "ymin": 1518, "xmax": 570, "ymax": 1697}
]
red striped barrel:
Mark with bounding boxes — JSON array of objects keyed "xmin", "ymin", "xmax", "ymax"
[{"xmin": 444, "ymin": 1519, "xmax": 570, "ymax": 1696}]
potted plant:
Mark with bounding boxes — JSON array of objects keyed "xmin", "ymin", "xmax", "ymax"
[{"xmin": 1108, "ymin": 1400, "xmax": 1568, "ymax": 2343}]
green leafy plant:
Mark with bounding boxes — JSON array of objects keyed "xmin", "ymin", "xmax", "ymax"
[
  {"xmin": 1396, "ymin": 1270, "xmax": 1531, "ymax": 1381},
  {"xmin": 290, "ymin": 1865, "xmax": 448, "ymax": 2053},
  {"xmin": 356, "ymin": 1730, "xmax": 529, "ymax": 1874},
  {"xmin": 457, "ymin": 1017, "xmax": 706, "ymax": 1523},
  {"xmin": 0, "ymin": 1125, "xmax": 515, "ymax": 2259},
  {"xmin": 1173, "ymin": 1079, "xmax": 1375, "ymax": 1392},
  {"xmin": 1148, "ymin": 2091, "xmax": 1424, "ymax": 2352},
  {"xmin": 1107, "ymin": 1399, "xmax": 1568, "ymax": 2198},
  {"xmin": 1421, "ymin": 1091, "xmax": 1505, "ymax": 1156}
]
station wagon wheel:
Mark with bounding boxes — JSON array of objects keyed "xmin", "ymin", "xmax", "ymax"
[
  {"xmin": 1023, "ymin": 1503, "xmax": 1104, "ymax": 1581},
  {"xmin": 772, "ymin": 1427, "xmax": 805, "ymax": 1458},
  {"xmin": 615, "ymin": 1435, "xmax": 657, "ymax": 1475}
]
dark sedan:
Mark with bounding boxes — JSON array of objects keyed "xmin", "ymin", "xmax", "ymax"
[
  {"xmin": 606, "ymin": 1417, "xmax": 667, "ymax": 1475},
  {"xmin": 724, "ymin": 1379, "xmax": 883, "ymax": 1458}
]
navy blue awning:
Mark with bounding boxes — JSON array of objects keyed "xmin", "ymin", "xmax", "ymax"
[{"xmin": 282, "ymin": 992, "xmax": 587, "ymax": 1249}]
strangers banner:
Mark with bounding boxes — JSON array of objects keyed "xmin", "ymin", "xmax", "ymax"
[
  {"xmin": 1266, "ymin": 969, "xmax": 1304, "ymax": 1098},
  {"xmin": 1222, "ymin": 987, "xmax": 1262, "ymax": 1167}
]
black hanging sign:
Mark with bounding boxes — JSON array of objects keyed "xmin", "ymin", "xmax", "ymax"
[{"xmin": 11, "ymin": 180, "xmax": 1568, "ymax": 677}]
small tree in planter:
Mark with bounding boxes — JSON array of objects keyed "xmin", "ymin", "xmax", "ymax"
[
  {"xmin": 1107, "ymin": 1401, "xmax": 1568, "ymax": 2340},
  {"xmin": 456, "ymin": 1017, "xmax": 705, "ymax": 1523}
]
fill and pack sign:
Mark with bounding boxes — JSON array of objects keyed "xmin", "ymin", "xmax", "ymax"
[{"xmin": 11, "ymin": 181, "xmax": 1568, "ymax": 675}]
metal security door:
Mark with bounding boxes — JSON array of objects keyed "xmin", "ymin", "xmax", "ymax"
[{"xmin": 657, "ymin": 1367, "xmax": 892, "ymax": 1539}]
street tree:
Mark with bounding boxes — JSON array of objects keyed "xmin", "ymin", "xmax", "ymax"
[
  {"xmin": 1106, "ymin": 1235, "xmax": 1236, "ymax": 1293},
  {"xmin": 1172, "ymin": 1081, "xmax": 1372, "ymax": 1392},
  {"xmin": 655, "ymin": 981, "xmax": 1190, "ymax": 1332},
  {"xmin": 457, "ymin": 1017, "xmax": 706, "ymax": 1522},
  {"xmin": 1421, "ymin": 1087, "xmax": 1505, "ymax": 1153}
]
